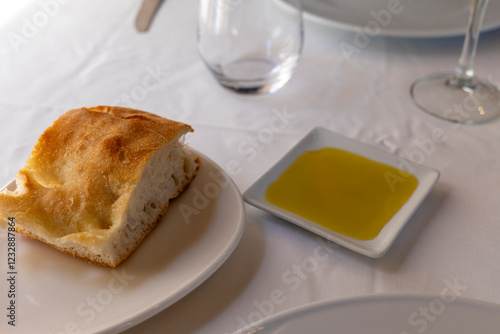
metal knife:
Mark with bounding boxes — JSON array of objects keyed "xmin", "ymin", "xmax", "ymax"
[{"xmin": 135, "ymin": 0, "xmax": 164, "ymax": 32}]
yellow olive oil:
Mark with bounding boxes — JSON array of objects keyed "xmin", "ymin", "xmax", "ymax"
[{"xmin": 265, "ymin": 148, "xmax": 418, "ymax": 240}]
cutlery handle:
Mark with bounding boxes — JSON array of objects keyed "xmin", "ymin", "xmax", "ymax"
[{"xmin": 135, "ymin": 0, "xmax": 164, "ymax": 32}]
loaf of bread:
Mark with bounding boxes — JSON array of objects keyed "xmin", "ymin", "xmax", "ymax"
[{"xmin": 0, "ymin": 106, "xmax": 199, "ymax": 268}]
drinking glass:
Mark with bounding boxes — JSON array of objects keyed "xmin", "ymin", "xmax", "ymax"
[
  {"xmin": 197, "ymin": 0, "xmax": 303, "ymax": 94},
  {"xmin": 410, "ymin": 0, "xmax": 500, "ymax": 124}
]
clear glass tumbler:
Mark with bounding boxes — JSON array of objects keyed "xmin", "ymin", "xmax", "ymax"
[{"xmin": 197, "ymin": 0, "xmax": 303, "ymax": 94}]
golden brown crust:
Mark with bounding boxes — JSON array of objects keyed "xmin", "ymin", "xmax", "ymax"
[
  {"xmin": 25, "ymin": 158, "xmax": 201, "ymax": 268},
  {"xmin": 14, "ymin": 224, "xmax": 117, "ymax": 267},
  {"xmin": 0, "ymin": 106, "xmax": 197, "ymax": 267}
]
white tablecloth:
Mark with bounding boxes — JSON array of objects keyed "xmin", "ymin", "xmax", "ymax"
[{"xmin": 1, "ymin": 1, "xmax": 500, "ymax": 333}]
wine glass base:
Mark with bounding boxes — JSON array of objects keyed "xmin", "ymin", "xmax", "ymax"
[{"xmin": 410, "ymin": 72, "xmax": 500, "ymax": 124}]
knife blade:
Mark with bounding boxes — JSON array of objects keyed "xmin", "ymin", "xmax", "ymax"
[{"xmin": 135, "ymin": 0, "xmax": 164, "ymax": 32}]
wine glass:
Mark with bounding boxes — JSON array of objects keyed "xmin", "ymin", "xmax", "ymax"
[
  {"xmin": 197, "ymin": 0, "xmax": 303, "ymax": 94},
  {"xmin": 410, "ymin": 0, "xmax": 500, "ymax": 124}
]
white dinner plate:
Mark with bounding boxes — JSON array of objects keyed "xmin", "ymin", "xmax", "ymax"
[
  {"xmin": 243, "ymin": 127, "xmax": 439, "ymax": 258},
  {"xmin": 299, "ymin": 0, "xmax": 500, "ymax": 37},
  {"xmin": 232, "ymin": 294, "xmax": 500, "ymax": 334},
  {"xmin": 0, "ymin": 149, "xmax": 245, "ymax": 334}
]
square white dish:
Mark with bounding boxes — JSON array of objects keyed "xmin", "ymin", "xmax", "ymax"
[{"xmin": 243, "ymin": 127, "xmax": 439, "ymax": 258}]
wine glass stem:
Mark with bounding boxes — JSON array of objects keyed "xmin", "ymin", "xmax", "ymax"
[{"xmin": 453, "ymin": 0, "xmax": 489, "ymax": 86}]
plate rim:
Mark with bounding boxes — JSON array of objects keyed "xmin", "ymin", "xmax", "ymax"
[
  {"xmin": 0, "ymin": 148, "xmax": 246, "ymax": 334},
  {"xmin": 231, "ymin": 293, "xmax": 500, "ymax": 334},
  {"xmin": 298, "ymin": 0, "xmax": 500, "ymax": 38},
  {"xmin": 243, "ymin": 127, "xmax": 439, "ymax": 258},
  {"xmin": 109, "ymin": 148, "xmax": 246, "ymax": 333}
]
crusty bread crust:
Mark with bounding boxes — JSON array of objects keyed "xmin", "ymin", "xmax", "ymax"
[
  {"xmin": 14, "ymin": 156, "xmax": 200, "ymax": 268},
  {"xmin": 0, "ymin": 106, "xmax": 200, "ymax": 268}
]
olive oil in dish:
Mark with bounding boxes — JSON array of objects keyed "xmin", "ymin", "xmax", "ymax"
[{"xmin": 265, "ymin": 148, "xmax": 418, "ymax": 240}]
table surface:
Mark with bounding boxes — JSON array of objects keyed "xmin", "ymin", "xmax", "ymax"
[{"xmin": 1, "ymin": 1, "xmax": 500, "ymax": 333}]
